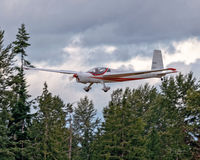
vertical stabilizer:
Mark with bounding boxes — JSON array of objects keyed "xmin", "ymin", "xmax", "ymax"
[{"xmin": 151, "ymin": 50, "xmax": 164, "ymax": 70}]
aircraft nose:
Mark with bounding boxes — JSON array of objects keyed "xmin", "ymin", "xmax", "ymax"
[
  {"xmin": 73, "ymin": 73, "xmax": 78, "ymax": 78},
  {"xmin": 72, "ymin": 73, "xmax": 80, "ymax": 82}
]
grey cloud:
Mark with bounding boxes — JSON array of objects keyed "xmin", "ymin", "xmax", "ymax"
[
  {"xmin": 1, "ymin": 0, "xmax": 200, "ymax": 64},
  {"xmin": 85, "ymin": 47, "xmax": 130, "ymax": 66},
  {"xmin": 28, "ymin": 33, "xmax": 72, "ymax": 65},
  {"xmin": 166, "ymin": 60, "xmax": 200, "ymax": 80},
  {"xmin": 167, "ymin": 62, "xmax": 191, "ymax": 74},
  {"xmin": 86, "ymin": 43, "xmax": 165, "ymax": 66},
  {"xmin": 79, "ymin": 0, "xmax": 200, "ymax": 46},
  {"xmin": 2, "ymin": 0, "xmax": 200, "ymax": 42}
]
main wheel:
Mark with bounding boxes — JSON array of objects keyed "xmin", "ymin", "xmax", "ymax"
[
  {"xmin": 84, "ymin": 87, "xmax": 90, "ymax": 92},
  {"xmin": 102, "ymin": 87, "xmax": 110, "ymax": 92}
]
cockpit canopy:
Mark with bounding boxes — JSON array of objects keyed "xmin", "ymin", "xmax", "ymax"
[{"xmin": 87, "ymin": 67, "xmax": 110, "ymax": 75}]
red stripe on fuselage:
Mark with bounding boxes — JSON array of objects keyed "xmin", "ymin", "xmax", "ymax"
[
  {"xmin": 91, "ymin": 76, "xmax": 145, "ymax": 82},
  {"xmin": 90, "ymin": 67, "xmax": 177, "ymax": 82}
]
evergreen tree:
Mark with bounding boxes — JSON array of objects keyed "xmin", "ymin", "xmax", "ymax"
[
  {"xmin": 89, "ymin": 126, "xmax": 103, "ymax": 160},
  {"xmin": 30, "ymin": 83, "xmax": 69, "ymax": 160},
  {"xmin": 99, "ymin": 77, "xmax": 199, "ymax": 160},
  {"xmin": 73, "ymin": 96, "xmax": 100, "ymax": 160},
  {"xmin": 8, "ymin": 24, "xmax": 32, "ymax": 159},
  {"xmin": 0, "ymin": 30, "xmax": 15, "ymax": 160},
  {"xmin": 66, "ymin": 103, "xmax": 73, "ymax": 160},
  {"xmin": 101, "ymin": 88, "xmax": 146, "ymax": 160},
  {"xmin": 145, "ymin": 73, "xmax": 199, "ymax": 159},
  {"xmin": 162, "ymin": 73, "xmax": 199, "ymax": 159},
  {"xmin": 66, "ymin": 103, "xmax": 81, "ymax": 160},
  {"xmin": 13, "ymin": 23, "xmax": 32, "ymax": 68},
  {"xmin": 186, "ymin": 89, "xmax": 200, "ymax": 159}
]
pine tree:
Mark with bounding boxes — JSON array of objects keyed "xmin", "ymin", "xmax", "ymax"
[
  {"xmin": 101, "ymin": 88, "xmax": 146, "ymax": 160},
  {"xmin": 162, "ymin": 73, "xmax": 199, "ymax": 159},
  {"xmin": 30, "ymin": 82, "xmax": 69, "ymax": 160},
  {"xmin": 186, "ymin": 89, "xmax": 200, "ymax": 159},
  {"xmin": 13, "ymin": 23, "xmax": 32, "ymax": 68},
  {"xmin": 66, "ymin": 103, "xmax": 73, "ymax": 160},
  {"xmin": 145, "ymin": 73, "xmax": 199, "ymax": 159},
  {"xmin": 66, "ymin": 103, "xmax": 81, "ymax": 160},
  {"xmin": 8, "ymin": 24, "xmax": 32, "ymax": 159},
  {"xmin": 73, "ymin": 96, "xmax": 100, "ymax": 160},
  {"xmin": 0, "ymin": 30, "xmax": 15, "ymax": 160}
]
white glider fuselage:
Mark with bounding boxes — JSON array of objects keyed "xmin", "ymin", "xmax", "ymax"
[{"xmin": 75, "ymin": 67, "xmax": 177, "ymax": 84}]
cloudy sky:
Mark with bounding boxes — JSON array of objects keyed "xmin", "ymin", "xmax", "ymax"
[{"xmin": 1, "ymin": 0, "xmax": 200, "ymax": 115}]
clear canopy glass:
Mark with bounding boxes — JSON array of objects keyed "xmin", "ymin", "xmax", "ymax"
[{"xmin": 87, "ymin": 67, "xmax": 108, "ymax": 75}]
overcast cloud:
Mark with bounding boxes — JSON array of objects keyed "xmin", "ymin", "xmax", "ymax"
[{"xmin": 1, "ymin": 0, "xmax": 200, "ymax": 113}]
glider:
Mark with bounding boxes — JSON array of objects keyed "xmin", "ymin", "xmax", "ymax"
[{"xmin": 25, "ymin": 50, "xmax": 177, "ymax": 92}]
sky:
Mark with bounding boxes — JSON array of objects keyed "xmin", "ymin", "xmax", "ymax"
[{"xmin": 1, "ymin": 0, "xmax": 200, "ymax": 116}]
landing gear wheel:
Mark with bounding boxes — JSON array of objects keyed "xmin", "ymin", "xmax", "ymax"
[
  {"xmin": 83, "ymin": 83, "xmax": 93, "ymax": 92},
  {"xmin": 102, "ymin": 87, "xmax": 110, "ymax": 92},
  {"xmin": 84, "ymin": 87, "xmax": 91, "ymax": 92},
  {"xmin": 84, "ymin": 88, "xmax": 90, "ymax": 92}
]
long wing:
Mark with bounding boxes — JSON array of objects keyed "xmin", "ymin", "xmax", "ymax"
[
  {"xmin": 24, "ymin": 67, "xmax": 77, "ymax": 74},
  {"xmin": 103, "ymin": 68, "xmax": 177, "ymax": 78}
]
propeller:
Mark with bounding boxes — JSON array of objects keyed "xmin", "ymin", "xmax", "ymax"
[
  {"xmin": 69, "ymin": 73, "xmax": 79, "ymax": 81},
  {"xmin": 69, "ymin": 76, "xmax": 74, "ymax": 81}
]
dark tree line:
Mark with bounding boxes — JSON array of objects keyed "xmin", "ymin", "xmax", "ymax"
[{"xmin": 0, "ymin": 25, "xmax": 200, "ymax": 160}]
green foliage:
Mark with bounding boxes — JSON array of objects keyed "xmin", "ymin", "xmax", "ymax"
[
  {"xmin": 144, "ymin": 73, "xmax": 199, "ymax": 160},
  {"xmin": 100, "ymin": 88, "xmax": 147, "ymax": 160},
  {"xmin": 186, "ymin": 90, "xmax": 200, "ymax": 159},
  {"xmin": 0, "ymin": 30, "xmax": 15, "ymax": 160},
  {"xmin": 13, "ymin": 23, "xmax": 32, "ymax": 68},
  {"xmin": 73, "ymin": 96, "xmax": 100, "ymax": 160},
  {"xmin": 8, "ymin": 24, "xmax": 32, "ymax": 160},
  {"xmin": 97, "ymin": 73, "xmax": 199, "ymax": 160},
  {"xmin": 30, "ymin": 83, "xmax": 69, "ymax": 160}
]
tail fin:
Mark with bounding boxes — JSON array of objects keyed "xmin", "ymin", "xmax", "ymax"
[{"xmin": 151, "ymin": 50, "xmax": 164, "ymax": 70}]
